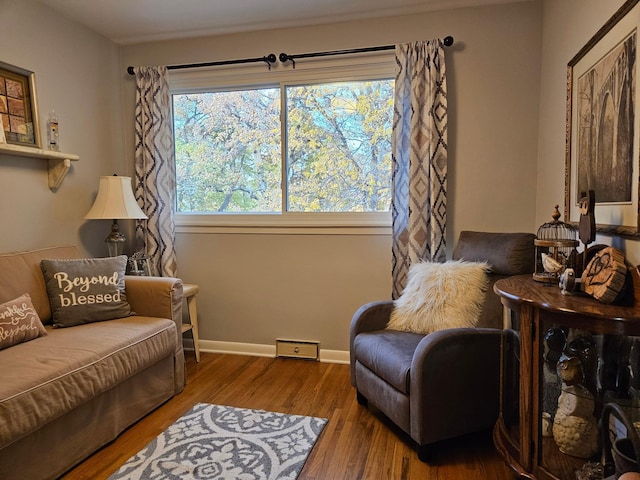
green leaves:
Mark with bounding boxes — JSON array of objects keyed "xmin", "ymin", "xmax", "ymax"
[{"xmin": 173, "ymin": 79, "xmax": 393, "ymax": 213}]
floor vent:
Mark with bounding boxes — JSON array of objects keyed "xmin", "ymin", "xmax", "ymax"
[{"xmin": 275, "ymin": 339, "xmax": 320, "ymax": 361}]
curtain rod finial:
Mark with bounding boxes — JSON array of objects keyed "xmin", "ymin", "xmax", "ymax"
[
  {"xmin": 443, "ymin": 36, "xmax": 454, "ymax": 47},
  {"xmin": 127, "ymin": 66, "xmax": 135, "ymax": 75}
]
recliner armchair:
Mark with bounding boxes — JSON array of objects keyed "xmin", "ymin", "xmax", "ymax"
[{"xmin": 350, "ymin": 231, "xmax": 535, "ymax": 460}]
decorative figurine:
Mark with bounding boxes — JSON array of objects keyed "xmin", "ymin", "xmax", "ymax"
[
  {"xmin": 578, "ymin": 190, "xmax": 596, "ymax": 249},
  {"xmin": 581, "ymin": 247, "xmax": 627, "ymax": 304},
  {"xmin": 552, "ymin": 384, "xmax": 599, "ymax": 458},
  {"xmin": 541, "ymin": 252, "xmax": 564, "ymax": 274}
]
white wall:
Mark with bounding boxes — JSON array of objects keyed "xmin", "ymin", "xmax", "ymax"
[
  {"xmin": 0, "ymin": 0, "xmax": 125, "ymax": 257},
  {"xmin": 537, "ymin": 0, "xmax": 640, "ymax": 264},
  {"xmin": 121, "ymin": 1, "xmax": 542, "ymax": 353}
]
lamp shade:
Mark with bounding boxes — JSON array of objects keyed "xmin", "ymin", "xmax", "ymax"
[{"xmin": 85, "ymin": 175, "xmax": 147, "ymax": 220}]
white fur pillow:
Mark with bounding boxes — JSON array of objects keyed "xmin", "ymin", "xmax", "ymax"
[{"xmin": 387, "ymin": 260, "xmax": 489, "ymax": 334}]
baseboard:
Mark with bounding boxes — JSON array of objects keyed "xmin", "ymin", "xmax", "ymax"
[{"xmin": 196, "ymin": 340, "xmax": 349, "ymax": 364}]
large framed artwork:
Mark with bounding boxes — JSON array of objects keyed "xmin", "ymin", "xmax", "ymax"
[
  {"xmin": 0, "ymin": 61, "xmax": 41, "ymax": 148},
  {"xmin": 565, "ymin": 0, "xmax": 640, "ymax": 237}
]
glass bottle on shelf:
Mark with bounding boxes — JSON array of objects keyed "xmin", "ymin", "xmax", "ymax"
[{"xmin": 48, "ymin": 109, "xmax": 59, "ymax": 151}]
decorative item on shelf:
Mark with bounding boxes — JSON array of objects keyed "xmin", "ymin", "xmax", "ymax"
[
  {"xmin": 47, "ymin": 109, "xmax": 59, "ymax": 151},
  {"xmin": 559, "ymin": 267, "xmax": 580, "ymax": 295},
  {"xmin": 578, "ymin": 190, "xmax": 596, "ymax": 269},
  {"xmin": 581, "ymin": 246, "xmax": 627, "ymax": 304},
  {"xmin": 552, "ymin": 381, "xmax": 599, "ymax": 458},
  {"xmin": 533, "ymin": 205, "xmax": 579, "ymax": 283},
  {"xmin": 575, "ymin": 462, "xmax": 604, "ymax": 480},
  {"xmin": 601, "ymin": 402, "xmax": 640, "ymax": 479},
  {"xmin": 84, "ymin": 175, "xmax": 147, "ymax": 257}
]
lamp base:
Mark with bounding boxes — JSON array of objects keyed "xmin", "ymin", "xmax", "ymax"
[{"xmin": 105, "ymin": 220, "xmax": 126, "ymax": 257}]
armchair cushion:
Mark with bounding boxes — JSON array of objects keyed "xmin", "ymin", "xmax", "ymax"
[
  {"xmin": 353, "ymin": 330, "xmax": 424, "ymax": 394},
  {"xmin": 452, "ymin": 231, "xmax": 535, "ymax": 275},
  {"xmin": 387, "ymin": 260, "xmax": 489, "ymax": 334}
]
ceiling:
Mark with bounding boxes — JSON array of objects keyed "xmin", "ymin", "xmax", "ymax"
[{"xmin": 35, "ymin": 0, "xmax": 525, "ymax": 45}]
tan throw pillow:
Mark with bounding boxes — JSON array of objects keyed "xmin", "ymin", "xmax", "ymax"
[
  {"xmin": 387, "ymin": 260, "xmax": 489, "ymax": 335},
  {"xmin": 0, "ymin": 293, "xmax": 47, "ymax": 350},
  {"xmin": 41, "ymin": 256, "xmax": 132, "ymax": 328}
]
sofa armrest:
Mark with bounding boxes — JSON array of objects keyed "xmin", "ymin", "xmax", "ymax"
[
  {"xmin": 125, "ymin": 276, "xmax": 184, "ymax": 325},
  {"xmin": 409, "ymin": 327, "xmax": 501, "ymax": 445},
  {"xmin": 350, "ymin": 300, "xmax": 394, "ymax": 385}
]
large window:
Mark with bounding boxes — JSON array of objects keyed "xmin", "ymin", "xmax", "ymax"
[{"xmin": 170, "ymin": 54, "xmax": 395, "ymax": 230}]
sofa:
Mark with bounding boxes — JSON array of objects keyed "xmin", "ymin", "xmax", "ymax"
[
  {"xmin": 350, "ymin": 231, "xmax": 536, "ymax": 460},
  {"xmin": 0, "ymin": 245, "xmax": 185, "ymax": 480}
]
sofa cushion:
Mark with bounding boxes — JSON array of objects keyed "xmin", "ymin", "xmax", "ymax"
[
  {"xmin": 40, "ymin": 256, "xmax": 132, "ymax": 327},
  {"xmin": 452, "ymin": 231, "xmax": 536, "ymax": 275},
  {"xmin": 353, "ymin": 330, "xmax": 425, "ymax": 394},
  {"xmin": 0, "ymin": 245, "xmax": 79, "ymax": 325},
  {"xmin": 0, "ymin": 316, "xmax": 177, "ymax": 449},
  {"xmin": 0, "ymin": 294, "xmax": 47, "ymax": 350},
  {"xmin": 388, "ymin": 260, "xmax": 489, "ymax": 335}
]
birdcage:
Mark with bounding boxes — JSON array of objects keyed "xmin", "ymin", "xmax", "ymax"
[{"xmin": 534, "ymin": 205, "xmax": 579, "ymax": 283}]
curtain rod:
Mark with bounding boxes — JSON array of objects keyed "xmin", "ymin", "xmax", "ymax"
[
  {"xmin": 126, "ymin": 54, "xmax": 277, "ymax": 75},
  {"xmin": 126, "ymin": 36, "xmax": 453, "ymax": 75},
  {"xmin": 279, "ymin": 36, "xmax": 454, "ymax": 68}
]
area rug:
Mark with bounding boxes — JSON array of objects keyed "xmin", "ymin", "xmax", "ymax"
[{"xmin": 108, "ymin": 403, "xmax": 328, "ymax": 480}]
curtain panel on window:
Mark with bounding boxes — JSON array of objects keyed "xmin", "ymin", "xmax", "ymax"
[
  {"xmin": 133, "ymin": 66, "xmax": 178, "ymax": 277},
  {"xmin": 391, "ymin": 40, "xmax": 448, "ymax": 299}
]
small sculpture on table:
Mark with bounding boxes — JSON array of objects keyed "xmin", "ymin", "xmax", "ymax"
[{"xmin": 578, "ymin": 190, "xmax": 596, "ymax": 271}]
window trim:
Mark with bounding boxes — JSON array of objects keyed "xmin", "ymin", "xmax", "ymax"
[{"xmin": 170, "ymin": 51, "xmax": 395, "ymax": 234}]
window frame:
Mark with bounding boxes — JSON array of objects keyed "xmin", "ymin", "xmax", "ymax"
[{"xmin": 170, "ymin": 51, "xmax": 395, "ymax": 234}]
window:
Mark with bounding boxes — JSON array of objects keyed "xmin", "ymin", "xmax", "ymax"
[{"xmin": 171, "ymin": 54, "xmax": 394, "ymax": 228}]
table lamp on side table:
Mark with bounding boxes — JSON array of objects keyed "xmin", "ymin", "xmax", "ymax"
[{"xmin": 84, "ymin": 175, "xmax": 148, "ymax": 257}]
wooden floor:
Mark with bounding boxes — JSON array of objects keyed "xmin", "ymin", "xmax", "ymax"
[{"xmin": 62, "ymin": 352, "xmax": 515, "ymax": 480}]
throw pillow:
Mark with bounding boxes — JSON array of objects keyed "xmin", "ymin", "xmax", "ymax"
[
  {"xmin": 40, "ymin": 256, "xmax": 132, "ymax": 328},
  {"xmin": 0, "ymin": 293, "xmax": 47, "ymax": 350},
  {"xmin": 387, "ymin": 260, "xmax": 489, "ymax": 335}
]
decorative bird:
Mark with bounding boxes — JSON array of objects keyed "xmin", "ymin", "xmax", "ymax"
[{"xmin": 541, "ymin": 253, "xmax": 563, "ymax": 273}]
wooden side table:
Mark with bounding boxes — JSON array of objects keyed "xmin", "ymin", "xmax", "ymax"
[
  {"xmin": 181, "ymin": 283, "xmax": 200, "ymax": 362},
  {"xmin": 493, "ymin": 273, "xmax": 640, "ymax": 480}
]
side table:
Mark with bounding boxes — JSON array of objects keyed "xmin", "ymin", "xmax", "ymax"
[{"xmin": 182, "ymin": 283, "xmax": 200, "ymax": 362}]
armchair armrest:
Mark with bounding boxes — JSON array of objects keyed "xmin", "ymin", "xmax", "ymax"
[
  {"xmin": 409, "ymin": 327, "xmax": 501, "ymax": 445},
  {"xmin": 350, "ymin": 300, "xmax": 394, "ymax": 386}
]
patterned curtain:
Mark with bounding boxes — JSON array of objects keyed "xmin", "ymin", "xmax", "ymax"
[
  {"xmin": 133, "ymin": 66, "xmax": 178, "ymax": 277},
  {"xmin": 391, "ymin": 40, "xmax": 448, "ymax": 298}
]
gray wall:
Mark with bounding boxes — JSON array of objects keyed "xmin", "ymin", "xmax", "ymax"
[
  {"xmin": 0, "ymin": 0, "xmax": 127, "ymax": 257},
  {"xmin": 120, "ymin": 1, "xmax": 542, "ymax": 354},
  {"xmin": 537, "ymin": 0, "xmax": 640, "ymax": 263}
]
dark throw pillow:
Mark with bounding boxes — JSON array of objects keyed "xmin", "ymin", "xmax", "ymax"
[
  {"xmin": 0, "ymin": 293, "xmax": 47, "ymax": 350},
  {"xmin": 41, "ymin": 256, "xmax": 132, "ymax": 327}
]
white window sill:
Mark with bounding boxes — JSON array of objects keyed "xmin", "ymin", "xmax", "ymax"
[{"xmin": 175, "ymin": 212, "xmax": 392, "ymax": 235}]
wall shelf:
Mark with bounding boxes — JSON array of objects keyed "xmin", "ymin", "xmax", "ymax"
[{"xmin": 0, "ymin": 143, "xmax": 79, "ymax": 191}]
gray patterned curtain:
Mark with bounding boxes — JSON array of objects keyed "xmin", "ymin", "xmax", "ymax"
[
  {"xmin": 391, "ymin": 40, "xmax": 448, "ymax": 299},
  {"xmin": 133, "ymin": 66, "xmax": 178, "ymax": 277}
]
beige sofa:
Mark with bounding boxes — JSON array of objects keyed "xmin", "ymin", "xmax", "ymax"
[{"xmin": 0, "ymin": 245, "xmax": 185, "ymax": 480}]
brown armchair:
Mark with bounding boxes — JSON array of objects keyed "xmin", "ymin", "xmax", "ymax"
[{"xmin": 350, "ymin": 231, "xmax": 535, "ymax": 461}]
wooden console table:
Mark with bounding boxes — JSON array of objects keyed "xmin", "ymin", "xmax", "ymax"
[{"xmin": 493, "ymin": 274, "xmax": 640, "ymax": 480}]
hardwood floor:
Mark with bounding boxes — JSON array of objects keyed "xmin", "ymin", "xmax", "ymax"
[{"xmin": 62, "ymin": 352, "xmax": 515, "ymax": 480}]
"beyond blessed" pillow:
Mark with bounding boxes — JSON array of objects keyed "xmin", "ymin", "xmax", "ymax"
[
  {"xmin": 41, "ymin": 256, "xmax": 132, "ymax": 328},
  {"xmin": 0, "ymin": 293, "xmax": 47, "ymax": 350}
]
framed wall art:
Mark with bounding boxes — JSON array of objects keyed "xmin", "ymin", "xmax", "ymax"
[
  {"xmin": 0, "ymin": 61, "xmax": 41, "ymax": 148},
  {"xmin": 565, "ymin": 0, "xmax": 640, "ymax": 237}
]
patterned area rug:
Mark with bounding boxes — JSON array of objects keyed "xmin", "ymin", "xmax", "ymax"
[{"xmin": 108, "ymin": 403, "xmax": 327, "ymax": 480}]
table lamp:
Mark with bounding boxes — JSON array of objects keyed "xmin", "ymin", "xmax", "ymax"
[{"xmin": 84, "ymin": 175, "xmax": 148, "ymax": 256}]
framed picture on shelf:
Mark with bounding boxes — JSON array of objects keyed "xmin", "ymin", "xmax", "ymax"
[
  {"xmin": 565, "ymin": 0, "xmax": 640, "ymax": 237},
  {"xmin": 0, "ymin": 61, "xmax": 41, "ymax": 148}
]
